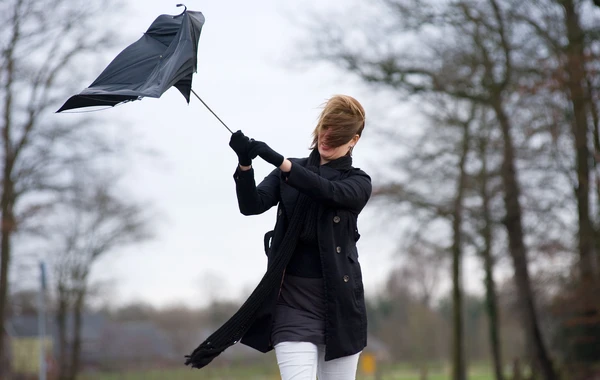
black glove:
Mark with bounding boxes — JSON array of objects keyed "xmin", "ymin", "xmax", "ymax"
[
  {"xmin": 248, "ymin": 140, "xmax": 284, "ymax": 167},
  {"xmin": 229, "ymin": 130, "xmax": 252, "ymax": 166}
]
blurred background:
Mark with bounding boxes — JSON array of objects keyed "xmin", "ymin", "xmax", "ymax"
[{"xmin": 2, "ymin": 0, "xmax": 600, "ymax": 379}]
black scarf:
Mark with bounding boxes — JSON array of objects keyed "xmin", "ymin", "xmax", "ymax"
[{"xmin": 185, "ymin": 149, "xmax": 352, "ymax": 368}]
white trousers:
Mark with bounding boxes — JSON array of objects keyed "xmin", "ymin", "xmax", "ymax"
[{"xmin": 274, "ymin": 342, "xmax": 361, "ymax": 380}]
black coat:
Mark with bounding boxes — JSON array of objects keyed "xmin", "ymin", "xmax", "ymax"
[{"xmin": 233, "ymin": 156, "xmax": 372, "ymax": 361}]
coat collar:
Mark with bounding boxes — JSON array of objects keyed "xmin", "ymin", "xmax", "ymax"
[
  {"xmin": 307, "ymin": 149, "xmax": 353, "ymax": 181},
  {"xmin": 281, "ymin": 153, "xmax": 353, "ymax": 214}
]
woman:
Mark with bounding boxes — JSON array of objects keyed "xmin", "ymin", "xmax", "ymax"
[{"xmin": 229, "ymin": 94, "xmax": 372, "ymax": 380}]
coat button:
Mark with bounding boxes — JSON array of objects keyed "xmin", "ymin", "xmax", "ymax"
[
  {"xmin": 278, "ymin": 209, "xmax": 282, "ymax": 216},
  {"xmin": 333, "ymin": 216, "xmax": 340, "ymax": 223},
  {"xmin": 343, "ymin": 275, "xmax": 350, "ymax": 282},
  {"xmin": 336, "ymin": 246, "xmax": 342, "ymax": 253}
]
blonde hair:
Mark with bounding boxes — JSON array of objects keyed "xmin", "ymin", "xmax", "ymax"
[{"xmin": 310, "ymin": 95, "xmax": 366, "ymax": 152}]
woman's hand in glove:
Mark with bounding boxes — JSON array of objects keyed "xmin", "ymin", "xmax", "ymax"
[
  {"xmin": 248, "ymin": 140, "xmax": 284, "ymax": 168},
  {"xmin": 229, "ymin": 130, "xmax": 252, "ymax": 166}
]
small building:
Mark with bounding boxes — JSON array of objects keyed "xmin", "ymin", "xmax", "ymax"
[
  {"xmin": 5, "ymin": 315, "xmax": 54, "ymax": 377},
  {"xmin": 7, "ymin": 313, "xmax": 177, "ymax": 373},
  {"xmin": 95, "ymin": 320, "xmax": 178, "ymax": 369}
]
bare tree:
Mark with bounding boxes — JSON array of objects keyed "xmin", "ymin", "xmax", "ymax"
[
  {"xmin": 0, "ymin": 0, "xmax": 120, "ymax": 371},
  {"xmin": 298, "ymin": 0, "xmax": 559, "ymax": 378},
  {"xmin": 371, "ymin": 98, "xmax": 479, "ymax": 379},
  {"xmin": 449, "ymin": 108, "xmax": 472, "ymax": 380},
  {"xmin": 561, "ymin": 0, "xmax": 596, "ymax": 283},
  {"xmin": 371, "ymin": 99, "xmax": 491, "ymax": 379},
  {"xmin": 516, "ymin": 0, "xmax": 599, "ymax": 283},
  {"xmin": 48, "ymin": 170, "xmax": 151, "ymax": 380},
  {"xmin": 510, "ymin": 0, "xmax": 600, "ymax": 368},
  {"xmin": 475, "ymin": 115, "xmax": 505, "ymax": 380}
]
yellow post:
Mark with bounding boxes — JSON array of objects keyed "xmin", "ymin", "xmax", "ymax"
[{"xmin": 361, "ymin": 353, "xmax": 377, "ymax": 377}]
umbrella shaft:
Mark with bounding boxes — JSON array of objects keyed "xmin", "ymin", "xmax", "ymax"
[{"xmin": 191, "ymin": 90, "xmax": 233, "ymax": 134}]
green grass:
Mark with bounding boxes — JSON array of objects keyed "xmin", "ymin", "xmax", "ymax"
[
  {"xmin": 80, "ymin": 365, "xmax": 281, "ymax": 380},
  {"xmin": 80, "ymin": 364, "xmax": 495, "ymax": 380}
]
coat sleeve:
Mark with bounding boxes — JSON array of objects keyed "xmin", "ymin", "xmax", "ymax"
[
  {"xmin": 233, "ymin": 166, "xmax": 280, "ymax": 215},
  {"xmin": 284, "ymin": 163, "xmax": 372, "ymax": 212}
]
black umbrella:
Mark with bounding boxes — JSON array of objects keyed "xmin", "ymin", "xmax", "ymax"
[{"xmin": 57, "ymin": 5, "xmax": 232, "ymax": 133}]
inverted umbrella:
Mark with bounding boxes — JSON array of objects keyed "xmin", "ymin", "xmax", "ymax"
[
  {"xmin": 57, "ymin": 5, "xmax": 232, "ymax": 133},
  {"xmin": 60, "ymin": 5, "xmax": 279, "ymax": 369}
]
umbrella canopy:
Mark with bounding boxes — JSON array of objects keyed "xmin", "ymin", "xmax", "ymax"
[{"xmin": 57, "ymin": 7, "xmax": 205, "ymax": 112}]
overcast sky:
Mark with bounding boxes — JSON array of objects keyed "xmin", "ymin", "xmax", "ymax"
[{"xmin": 45, "ymin": 1, "xmax": 483, "ymax": 309}]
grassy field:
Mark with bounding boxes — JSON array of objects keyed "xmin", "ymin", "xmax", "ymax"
[{"xmin": 79, "ymin": 364, "xmax": 496, "ymax": 380}]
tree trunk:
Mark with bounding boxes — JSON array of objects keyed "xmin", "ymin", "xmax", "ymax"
[
  {"xmin": 451, "ymin": 123, "xmax": 469, "ymax": 380},
  {"xmin": 478, "ymin": 136, "xmax": 505, "ymax": 380},
  {"xmin": 562, "ymin": 1, "xmax": 600, "ymax": 366},
  {"xmin": 68, "ymin": 286, "xmax": 86, "ymax": 380},
  {"xmin": 0, "ymin": 141, "xmax": 15, "ymax": 380},
  {"xmin": 420, "ymin": 364, "xmax": 429, "ymax": 380},
  {"xmin": 0, "ymin": 192, "xmax": 13, "ymax": 380},
  {"xmin": 0, "ymin": 3, "xmax": 18, "ymax": 369},
  {"xmin": 493, "ymin": 100, "xmax": 557, "ymax": 380},
  {"xmin": 512, "ymin": 358, "xmax": 523, "ymax": 380},
  {"xmin": 586, "ymin": 76, "xmax": 600, "ymax": 278},
  {"xmin": 562, "ymin": 0, "xmax": 596, "ymax": 283},
  {"xmin": 56, "ymin": 282, "xmax": 69, "ymax": 380}
]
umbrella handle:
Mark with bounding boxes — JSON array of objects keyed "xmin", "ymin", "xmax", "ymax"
[
  {"xmin": 191, "ymin": 90, "xmax": 234, "ymax": 134},
  {"xmin": 175, "ymin": 4, "xmax": 187, "ymax": 17}
]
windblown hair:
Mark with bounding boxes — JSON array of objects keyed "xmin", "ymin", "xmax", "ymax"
[{"xmin": 310, "ymin": 95, "xmax": 366, "ymax": 152}]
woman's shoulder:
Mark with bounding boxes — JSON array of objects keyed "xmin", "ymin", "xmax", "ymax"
[
  {"xmin": 349, "ymin": 166, "xmax": 370, "ymax": 180},
  {"xmin": 288, "ymin": 156, "xmax": 370, "ymax": 181}
]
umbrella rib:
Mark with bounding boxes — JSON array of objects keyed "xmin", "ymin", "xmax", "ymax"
[{"xmin": 191, "ymin": 89, "xmax": 233, "ymax": 134}]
